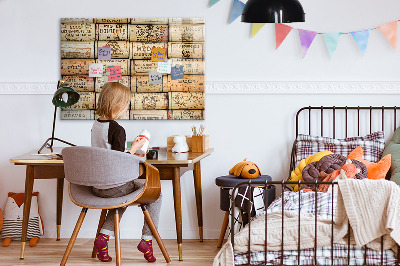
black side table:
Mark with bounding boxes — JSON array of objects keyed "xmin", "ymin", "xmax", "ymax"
[{"xmin": 215, "ymin": 175, "xmax": 275, "ymax": 248}]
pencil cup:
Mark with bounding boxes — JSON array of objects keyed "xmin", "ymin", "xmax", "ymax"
[{"xmin": 191, "ymin": 135, "xmax": 209, "ymax": 153}]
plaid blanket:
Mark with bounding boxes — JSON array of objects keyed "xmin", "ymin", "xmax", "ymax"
[{"xmin": 234, "ymin": 191, "xmax": 397, "ymax": 265}]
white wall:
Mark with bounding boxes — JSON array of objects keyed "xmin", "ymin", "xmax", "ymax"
[{"xmin": 1, "ymin": 0, "xmax": 400, "ymax": 240}]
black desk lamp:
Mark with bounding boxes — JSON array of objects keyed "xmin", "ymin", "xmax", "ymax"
[
  {"xmin": 38, "ymin": 81, "xmax": 80, "ymax": 154},
  {"xmin": 241, "ymin": 0, "xmax": 305, "ymax": 23}
]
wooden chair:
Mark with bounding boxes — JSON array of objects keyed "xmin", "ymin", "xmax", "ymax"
[{"xmin": 60, "ymin": 146, "xmax": 171, "ymax": 265}]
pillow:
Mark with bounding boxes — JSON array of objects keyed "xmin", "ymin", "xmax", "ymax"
[
  {"xmin": 295, "ymin": 131, "xmax": 385, "ymax": 166},
  {"xmin": 348, "ymin": 146, "xmax": 391, "ymax": 180},
  {"xmin": 382, "ymin": 126, "xmax": 400, "ymax": 184}
]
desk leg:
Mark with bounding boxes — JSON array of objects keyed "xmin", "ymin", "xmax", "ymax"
[
  {"xmin": 56, "ymin": 178, "xmax": 64, "ymax": 241},
  {"xmin": 172, "ymin": 167, "xmax": 183, "ymax": 261},
  {"xmin": 20, "ymin": 165, "xmax": 34, "ymax": 259},
  {"xmin": 193, "ymin": 161, "xmax": 203, "ymax": 242}
]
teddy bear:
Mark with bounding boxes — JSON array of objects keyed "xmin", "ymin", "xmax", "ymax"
[
  {"xmin": 229, "ymin": 159, "xmax": 261, "ymax": 179},
  {"xmin": 1, "ymin": 192, "xmax": 44, "ymax": 247},
  {"xmin": 172, "ymin": 135, "xmax": 189, "ymax": 153}
]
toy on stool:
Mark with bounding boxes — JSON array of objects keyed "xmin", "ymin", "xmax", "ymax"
[
  {"xmin": 229, "ymin": 159, "xmax": 261, "ymax": 179},
  {"xmin": 1, "ymin": 192, "xmax": 44, "ymax": 247}
]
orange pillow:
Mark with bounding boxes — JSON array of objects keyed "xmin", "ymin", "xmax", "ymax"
[{"xmin": 347, "ymin": 146, "xmax": 391, "ymax": 180}]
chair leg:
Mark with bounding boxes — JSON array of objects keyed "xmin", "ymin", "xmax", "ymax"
[
  {"xmin": 217, "ymin": 211, "xmax": 230, "ymax": 248},
  {"xmin": 60, "ymin": 208, "xmax": 88, "ymax": 266},
  {"xmin": 92, "ymin": 209, "xmax": 108, "ymax": 258},
  {"xmin": 141, "ymin": 205, "xmax": 171, "ymax": 263},
  {"xmin": 114, "ymin": 209, "xmax": 121, "ymax": 266}
]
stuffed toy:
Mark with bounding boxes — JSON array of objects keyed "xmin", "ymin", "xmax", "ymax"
[
  {"xmin": 348, "ymin": 146, "xmax": 391, "ymax": 180},
  {"xmin": 317, "ymin": 160, "xmax": 360, "ymax": 193},
  {"xmin": 289, "ymin": 150, "xmax": 333, "ymax": 191},
  {"xmin": 229, "ymin": 159, "xmax": 261, "ymax": 179},
  {"xmin": 172, "ymin": 135, "xmax": 189, "ymax": 153},
  {"xmin": 301, "ymin": 154, "xmax": 368, "ymax": 191},
  {"xmin": 1, "ymin": 192, "xmax": 44, "ymax": 247}
]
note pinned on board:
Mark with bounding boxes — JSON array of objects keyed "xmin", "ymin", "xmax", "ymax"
[
  {"xmin": 151, "ymin": 47, "xmax": 167, "ymax": 62},
  {"xmin": 171, "ymin": 65, "xmax": 184, "ymax": 80},
  {"xmin": 148, "ymin": 71, "xmax": 163, "ymax": 85},
  {"xmin": 157, "ymin": 61, "xmax": 171, "ymax": 74},
  {"xmin": 89, "ymin": 63, "xmax": 103, "ymax": 77},
  {"xmin": 107, "ymin": 65, "xmax": 122, "ymax": 81},
  {"xmin": 98, "ymin": 46, "xmax": 111, "ymax": 60}
]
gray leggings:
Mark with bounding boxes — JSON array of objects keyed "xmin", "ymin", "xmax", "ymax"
[{"xmin": 92, "ymin": 180, "xmax": 162, "ymax": 240}]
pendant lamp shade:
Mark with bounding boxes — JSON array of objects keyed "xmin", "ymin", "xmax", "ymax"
[{"xmin": 241, "ymin": 0, "xmax": 305, "ymax": 23}]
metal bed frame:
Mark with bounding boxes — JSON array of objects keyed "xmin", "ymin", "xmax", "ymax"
[{"xmin": 230, "ymin": 106, "xmax": 400, "ymax": 266}]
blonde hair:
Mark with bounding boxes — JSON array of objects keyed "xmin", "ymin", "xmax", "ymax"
[{"xmin": 96, "ymin": 82, "xmax": 132, "ymax": 120}]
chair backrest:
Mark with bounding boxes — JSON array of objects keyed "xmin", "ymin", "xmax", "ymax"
[{"xmin": 62, "ymin": 146, "xmax": 145, "ymax": 187}]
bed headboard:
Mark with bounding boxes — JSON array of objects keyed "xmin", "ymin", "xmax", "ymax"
[{"xmin": 290, "ymin": 106, "xmax": 400, "ymax": 179}]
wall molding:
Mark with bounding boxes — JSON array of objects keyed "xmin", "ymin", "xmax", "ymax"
[{"xmin": 1, "ymin": 81, "xmax": 400, "ymax": 95}]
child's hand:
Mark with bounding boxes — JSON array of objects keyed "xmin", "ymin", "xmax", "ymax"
[
  {"xmin": 129, "ymin": 137, "xmax": 147, "ymax": 155},
  {"xmin": 134, "ymin": 149, "xmax": 149, "ymax": 157}
]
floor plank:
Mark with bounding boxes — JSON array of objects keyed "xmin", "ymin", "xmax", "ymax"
[{"xmin": 0, "ymin": 239, "xmax": 221, "ymax": 265}]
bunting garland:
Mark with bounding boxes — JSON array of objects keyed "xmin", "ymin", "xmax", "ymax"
[
  {"xmin": 275, "ymin": 23, "xmax": 292, "ymax": 49},
  {"xmin": 298, "ymin": 30, "xmax": 317, "ymax": 58},
  {"xmin": 209, "ymin": 0, "xmax": 220, "ymax": 7},
  {"xmin": 229, "ymin": 0, "xmax": 245, "ymax": 24},
  {"xmin": 208, "ymin": 1, "xmax": 399, "ymax": 58},
  {"xmin": 378, "ymin": 21, "xmax": 397, "ymax": 50},
  {"xmin": 251, "ymin": 23, "xmax": 266, "ymax": 38},
  {"xmin": 323, "ymin": 33, "xmax": 341, "ymax": 58},
  {"xmin": 351, "ymin": 29, "xmax": 370, "ymax": 55}
]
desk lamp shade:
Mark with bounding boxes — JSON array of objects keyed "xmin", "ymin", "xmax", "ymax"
[
  {"xmin": 52, "ymin": 84, "xmax": 80, "ymax": 108},
  {"xmin": 38, "ymin": 81, "xmax": 80, "ymax": 154},
  {"xmin": 241, "ymin": 0, "xmax": 305, "ymax": 23}
]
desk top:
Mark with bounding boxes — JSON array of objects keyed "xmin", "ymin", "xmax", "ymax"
[{"xmin": 10, "ymin": 147, "xmax": 214, "ymax": 166}]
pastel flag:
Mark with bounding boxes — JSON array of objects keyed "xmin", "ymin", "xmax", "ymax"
[
  {"xmin": 323, "ymin": 33, "xmax": 341, "ymax": 58},
  {"xmin": 275, "ymin": 23, "xmax": 293, "ymax": 49},
  {"xmin": 298, "ymin": 29, "xmax": 317, "ymax": 58},
  {"xmin": 251, "ymin": 23, "xmax": 266, "ymax": 38},
  {"xmin": 378, "ymin": 21, "xmax": 398, "ymax": 50},
  {"xmin": 351, "ymin": 29, "xmax": 370, "ymax": 55},
  {"xmin": 229, "ymin": 0, "xmax": 245, "ymax": 24},
  {"xmin": 209, "ymin": 0, "xmax": 220, "ymax": 7}
]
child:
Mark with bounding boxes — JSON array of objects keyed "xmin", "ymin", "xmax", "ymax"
[{"xmin": 91, "ymin": 82, "xmax": 162, "ymax": 263}]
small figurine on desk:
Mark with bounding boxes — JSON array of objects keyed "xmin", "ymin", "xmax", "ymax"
[{"xmin": 172, "ymin": 135, "xmax": 189, "ymax": 153}]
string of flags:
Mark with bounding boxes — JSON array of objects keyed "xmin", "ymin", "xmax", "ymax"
[{"xmin": 210, "ymin": 0, "xmax": 399, "ymax": 58}]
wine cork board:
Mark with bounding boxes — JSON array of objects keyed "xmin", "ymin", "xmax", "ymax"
[{"xmin": 61, "ymin": 18, "xmax": 205, "ymax": 120}]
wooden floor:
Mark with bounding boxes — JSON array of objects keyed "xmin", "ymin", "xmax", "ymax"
[{"xmin": 0, "ymin": 239, "xmax": 221, "ymax": 265}]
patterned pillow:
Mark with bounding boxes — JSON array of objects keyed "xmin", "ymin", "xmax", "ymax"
[{"xmin": 294, "ymin": 131, "xmax": 385, "ymax": 166}]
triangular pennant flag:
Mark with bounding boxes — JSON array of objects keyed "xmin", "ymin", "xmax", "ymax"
[
  {"xmin": 351, "ymin": 29, "xmax": 370, "ymax": 55},
  {"xmin": 275, "ymin": 23, "xmax": 293, "ymax": 49},
  {"xmin": 251, "ymin": 23, "xmax": 266, "ymax": 38},
  {"xmin": 323, "ymin": 33, "xmax": 341, "ymax": 58},
  {"xmin": 298, "ymin": 29, "xmax": 317, "ymax": 58},
  {"xmin": 229, "ymin": 0, "xmax": 245, "ymax": 24},
  {"xmin": 378, "ymin": 21, "xmax": 397, "ymax": 50},
  {"xmin": 209, "ymin": 0, "xmax": 220, "ymax": 7}
]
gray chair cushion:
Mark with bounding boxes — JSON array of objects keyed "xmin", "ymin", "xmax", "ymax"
[{"xmin": 69, "ymin": 180, "xmax": 145, "ymax": 208}]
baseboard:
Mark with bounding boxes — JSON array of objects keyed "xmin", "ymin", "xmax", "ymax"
[{"xmin": 1, "ymin": 81, "xmax": 400, "ymax": 94}]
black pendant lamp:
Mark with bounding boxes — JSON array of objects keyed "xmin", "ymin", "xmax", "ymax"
[{"xmin": 242, "ymin": 0, "xmax": 305, "ymax": 23}]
